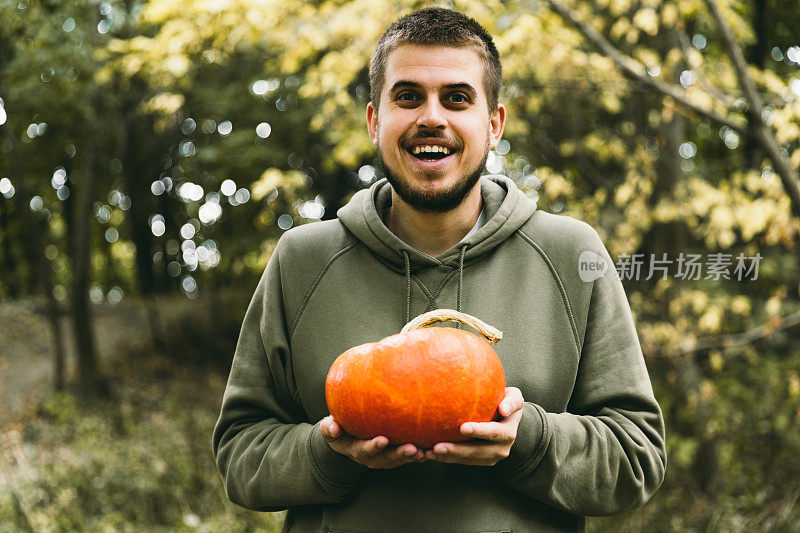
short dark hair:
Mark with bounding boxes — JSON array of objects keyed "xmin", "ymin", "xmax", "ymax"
[{"xmin": 369, "ymin": 8, "xmax": 502, "ymax": 113}]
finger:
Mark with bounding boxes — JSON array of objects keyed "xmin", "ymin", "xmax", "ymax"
[
  {"xmin": 320, "ymin": 417, "xmax": 341, "ymax": 439},
  {"xmin": 433, "ymin": 442, "xmax": 453, "ymax": 454},
  {"xmin": 426, "ymin": 447, "xmax": 475, "ymax": 464},
  {"xmin": 460, "ymin": 422, "xmax": 513, "ymax": 442},
  {"xmin": 395, "ymin": 443, "xmax": 419, "ymax": 457},
  {"xmin": 499, "ymin": 387, "xmax": 524, "ymax": 417},
  {"xmin": 369, "ymin": 444, "xmax": 424, "ymax": 468},
  {"xmin": 428, "ymin": 442, "xmax": 505, "ymax": 465},
  {"xmin": 362, "ymin": 436, "xmax": 389, "ymax": 455}
]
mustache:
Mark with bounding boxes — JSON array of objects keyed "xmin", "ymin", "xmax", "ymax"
[{"xmin": 401, "ymin": 131, "xmax": 461, "ymax": 150}]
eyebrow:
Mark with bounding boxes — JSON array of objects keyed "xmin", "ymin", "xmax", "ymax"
[{"xmin": 389, "ymin": 80, "xmax": 478, "ymax": 97}]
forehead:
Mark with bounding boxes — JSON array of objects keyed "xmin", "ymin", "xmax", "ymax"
[{"xmin": 383, "ymin": 45, "xmax": 484, "ymax": 93}]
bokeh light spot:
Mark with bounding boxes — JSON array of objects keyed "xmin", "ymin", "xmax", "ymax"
[
  {"xmin": 220, "ymin": 179, "xmax": 236, "ymax": 196},
  {"xmin": 180, "ymin": 223, "xmax": 196, "ymax": 239},
  {"xmin": 177, "ymin": 182, "xmax": 204, "ymax": 202},
  {"xmin": 217, "ymin": 121, "xmax": 232, "ymax": 136},
  {"xmin": 151, "ymin": 220, "xmax": 166, "ymax": 237},
  {"xmin": 252, "ymin": 80, "xmax": 269, "ymax": 95},
  {"xmin": 108, "ymin": 286, "xmax": 124, "ymax": 305},
  {"xmin": 679, "ymin": 142, "xmax": 697, "ymax": 159},
  {"xmin": 89, "ymin": 285, "xmax": 104, "ymax": 304},
  {"xmin": 181, "ymin": 118, "xmax": 196, "ymax": 134},
  {"xmin": 299, "ymin": 200, "xmax": 324, "ymax": 220},
  {"xmin": 201, "ymin": 119, "xmax": 216, "ymax": 134},
  {"xmin": 95, "ymin": 205, "xmax": 111, "ymax": 223},
  {"xmin": 105, "ymin": 228, "xmax": 119, "ymax": 243},
  {"xmin": 358, "ymin": 165, "xmax": 375, "ymax": 185},
  {"xmin": 199, "ymin": 202, "xmax": 222, "ymax": 225},
  {"xmin": 167, "ymin": 261, "xmax": 181, "ymax": 277},
  {"xmin": 679, "ymin": 70, "xmax": 697, "ymax": 88},
  {"xmin": 179, "ymin": 141, "xmax": 196, "ymax": 157},
  {"xmin": 234, "ymin": 188, "xmax": 250, "ymax": 204},
  {"xmin": 277, "ymin": 214, "xmax": 293, "ymax": 230},
  {"xmin": 256, "ymin": 122, "xmax": 271, "ymax": 139}
]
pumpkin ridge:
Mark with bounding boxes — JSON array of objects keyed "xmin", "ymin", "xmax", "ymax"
[{"xmin": 467, "ymin": 333, "xmax": 481, "ymax": 426}]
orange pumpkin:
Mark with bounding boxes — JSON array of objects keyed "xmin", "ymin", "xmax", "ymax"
[{"xmin": 325, "ymin": 310, "xmax": 506, "ymax": 448}]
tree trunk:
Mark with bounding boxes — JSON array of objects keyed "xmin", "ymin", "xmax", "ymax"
[
  {"xmin": 0, "ymin": 196, "xmax": 19, "ymax": 299},
  {"xmin": 5, "ymin": 148, "xmax": 69, "ymax": 391},
  {"xmin": 118, "ymin": 89, "xmax": 171, "ymax": 350},
  {"xmin": 43, "ymin": 263, "xmax": 67, "ymax": 391},
  {"xmin": 70, "ymin": 126, "xmax": 108, "ymax": 396}
]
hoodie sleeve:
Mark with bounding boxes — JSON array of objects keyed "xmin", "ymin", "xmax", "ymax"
[
  {"xmin": 212, "ymin": 239, "xmax": 368, "ymax": 511},
  {"xmin": 493, "ymin": 229, "xmax": 666, "ymax": 516}
]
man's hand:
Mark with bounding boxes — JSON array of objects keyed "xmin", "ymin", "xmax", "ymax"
[
  {"xmin": 424, "ymin": 387, "xmax": 524, "ymax": 466},
  {"xmin": 320, "ymin": 416, "xmax": 426, "ymax": 469}
]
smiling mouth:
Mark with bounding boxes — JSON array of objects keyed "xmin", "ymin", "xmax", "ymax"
[{"xmin": 406, "ymin": 145, "xmax": 455, "ymax": 162}]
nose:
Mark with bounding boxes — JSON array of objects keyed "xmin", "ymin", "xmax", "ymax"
[{"xmin": 415, "ymin": 100, "xmax": 447, "ymax": 129}]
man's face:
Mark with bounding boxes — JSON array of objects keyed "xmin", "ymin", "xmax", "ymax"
[{"xmin": 367, "ymin": 45, "xmax": 506, "ymax": 213}]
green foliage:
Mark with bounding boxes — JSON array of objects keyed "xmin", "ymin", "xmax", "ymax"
[
  {"xmin": 0, "ymin": 357, "xmax": 282, "ymax": 532},
  {"xmin": 2, "ymin": 0, "xmax": 800, "ymax": 530}
]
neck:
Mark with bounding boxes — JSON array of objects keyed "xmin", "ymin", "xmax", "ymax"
[{"xmin": 385, "ymin": 182, "xmax": 483, "ymax": 257}]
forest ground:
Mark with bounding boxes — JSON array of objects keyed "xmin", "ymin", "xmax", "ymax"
[
  {"xmin": 0, "ymin": 295, "xmax": 191, "ymax": 428},
  {"xmin": 0, "ymin": 292, "xmax": 284, "ymax": 531}
]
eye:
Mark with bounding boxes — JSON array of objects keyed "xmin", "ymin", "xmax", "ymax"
[
  {"xmin": 396, "ymin": 91, "xmax": 418, "ymax": 103},
  {"xmin": 447, "ymin": 92, "xmax": 470, "ymax": 104}
]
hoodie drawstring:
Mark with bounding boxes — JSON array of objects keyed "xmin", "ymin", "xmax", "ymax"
[
  {"xmin": 402, "ymin": 245, "xmax": 469, "ymax": 326},
  {"xmin": 457, "ymin": 244, "xmax": 468, "ymax": 314},
  {"xmin": 402, "ymin": 250, "xmax": 411, "ymax": 325}
]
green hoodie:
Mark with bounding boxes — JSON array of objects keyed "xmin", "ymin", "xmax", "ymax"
[{"xmin": 213, "ymin": 175, "xmax": 666, "ymax": 532}]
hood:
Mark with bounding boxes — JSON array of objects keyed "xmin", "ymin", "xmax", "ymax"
[
  {"xmin": 337, "ymin": 174, "xmax": 538, "ymax": 274},
  {"xmin": 338, "ymin": 175, "xmax": 538, "ymax": 324}
]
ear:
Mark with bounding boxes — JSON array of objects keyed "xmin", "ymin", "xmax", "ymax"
[
  {"xmin": 488, "ymin": 103, "xmax": 506, "ymax": 149},
  {"xmin": 366, "ymin": 101, "xmax": 378, "ymax": 146}
]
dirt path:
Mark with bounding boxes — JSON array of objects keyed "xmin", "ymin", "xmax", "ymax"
[{"xmin": 0, "ymin": 295, "xmax": 192, "ymax": 428}]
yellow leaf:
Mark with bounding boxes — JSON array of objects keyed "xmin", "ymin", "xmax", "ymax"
[
  {"xmin": 252, "ymin": 168, "xmax": 306, "ymax": 200},
  {"xmin": 142, "ymin": 93, "xmax": 184, "ymax": 115},
  {"xmin": 730, "ymin": 296, "xmax": 751, "ymax": 316},
  {"xmin": 661, "ymin": 3, "xmax": 677, "ymax": 26},
  {"xmin": 633, "ymin": 8, "xmax": 659, "ymax": 36},
  {"xmin": 698, "ymin": 306, "xmax": 722, "ymax": 333}
]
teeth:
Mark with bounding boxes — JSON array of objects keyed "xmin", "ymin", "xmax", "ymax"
[{"xmin": 411, "ymin": 145, "xmax": 451, "ymax": 155}]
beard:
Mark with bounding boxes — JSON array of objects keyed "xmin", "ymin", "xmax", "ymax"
[{"xmin": 375, "ymin": 147, "xmax": 488, "ymax": 213}]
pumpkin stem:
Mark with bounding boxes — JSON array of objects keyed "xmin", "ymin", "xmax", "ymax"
[{"xmin": 401, "ymin": 309, "xmax": 503, "ymax": 345}]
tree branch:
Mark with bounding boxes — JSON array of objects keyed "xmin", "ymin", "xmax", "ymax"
[
  {"xmin": 702, "ymin": 0, "xmax": 800, "ymax": 218},
  {"xmin": 674, "ymin": 25, "xmax": 740, "ymax": 109},
  {"xmin": 541, "ymin": 0, "xmax": 747, "ymax": 135},
  {"xmin": 673, "ymin": 308, "xmax": 800, "ymax": 356}
]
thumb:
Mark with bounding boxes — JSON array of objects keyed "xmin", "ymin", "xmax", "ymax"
[{"xmin": 321, "ymin": 416, "xmax": 343, "ymax": 440}]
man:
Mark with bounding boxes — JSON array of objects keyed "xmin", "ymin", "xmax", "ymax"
[{"xmin": 213, "ymin": 8, "xmax": 666, "ymax": 532}]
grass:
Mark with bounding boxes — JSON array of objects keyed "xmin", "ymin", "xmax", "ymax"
[{"xmin": 0, "ymin": 348, "xmax": 284, "ymax": 532}]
